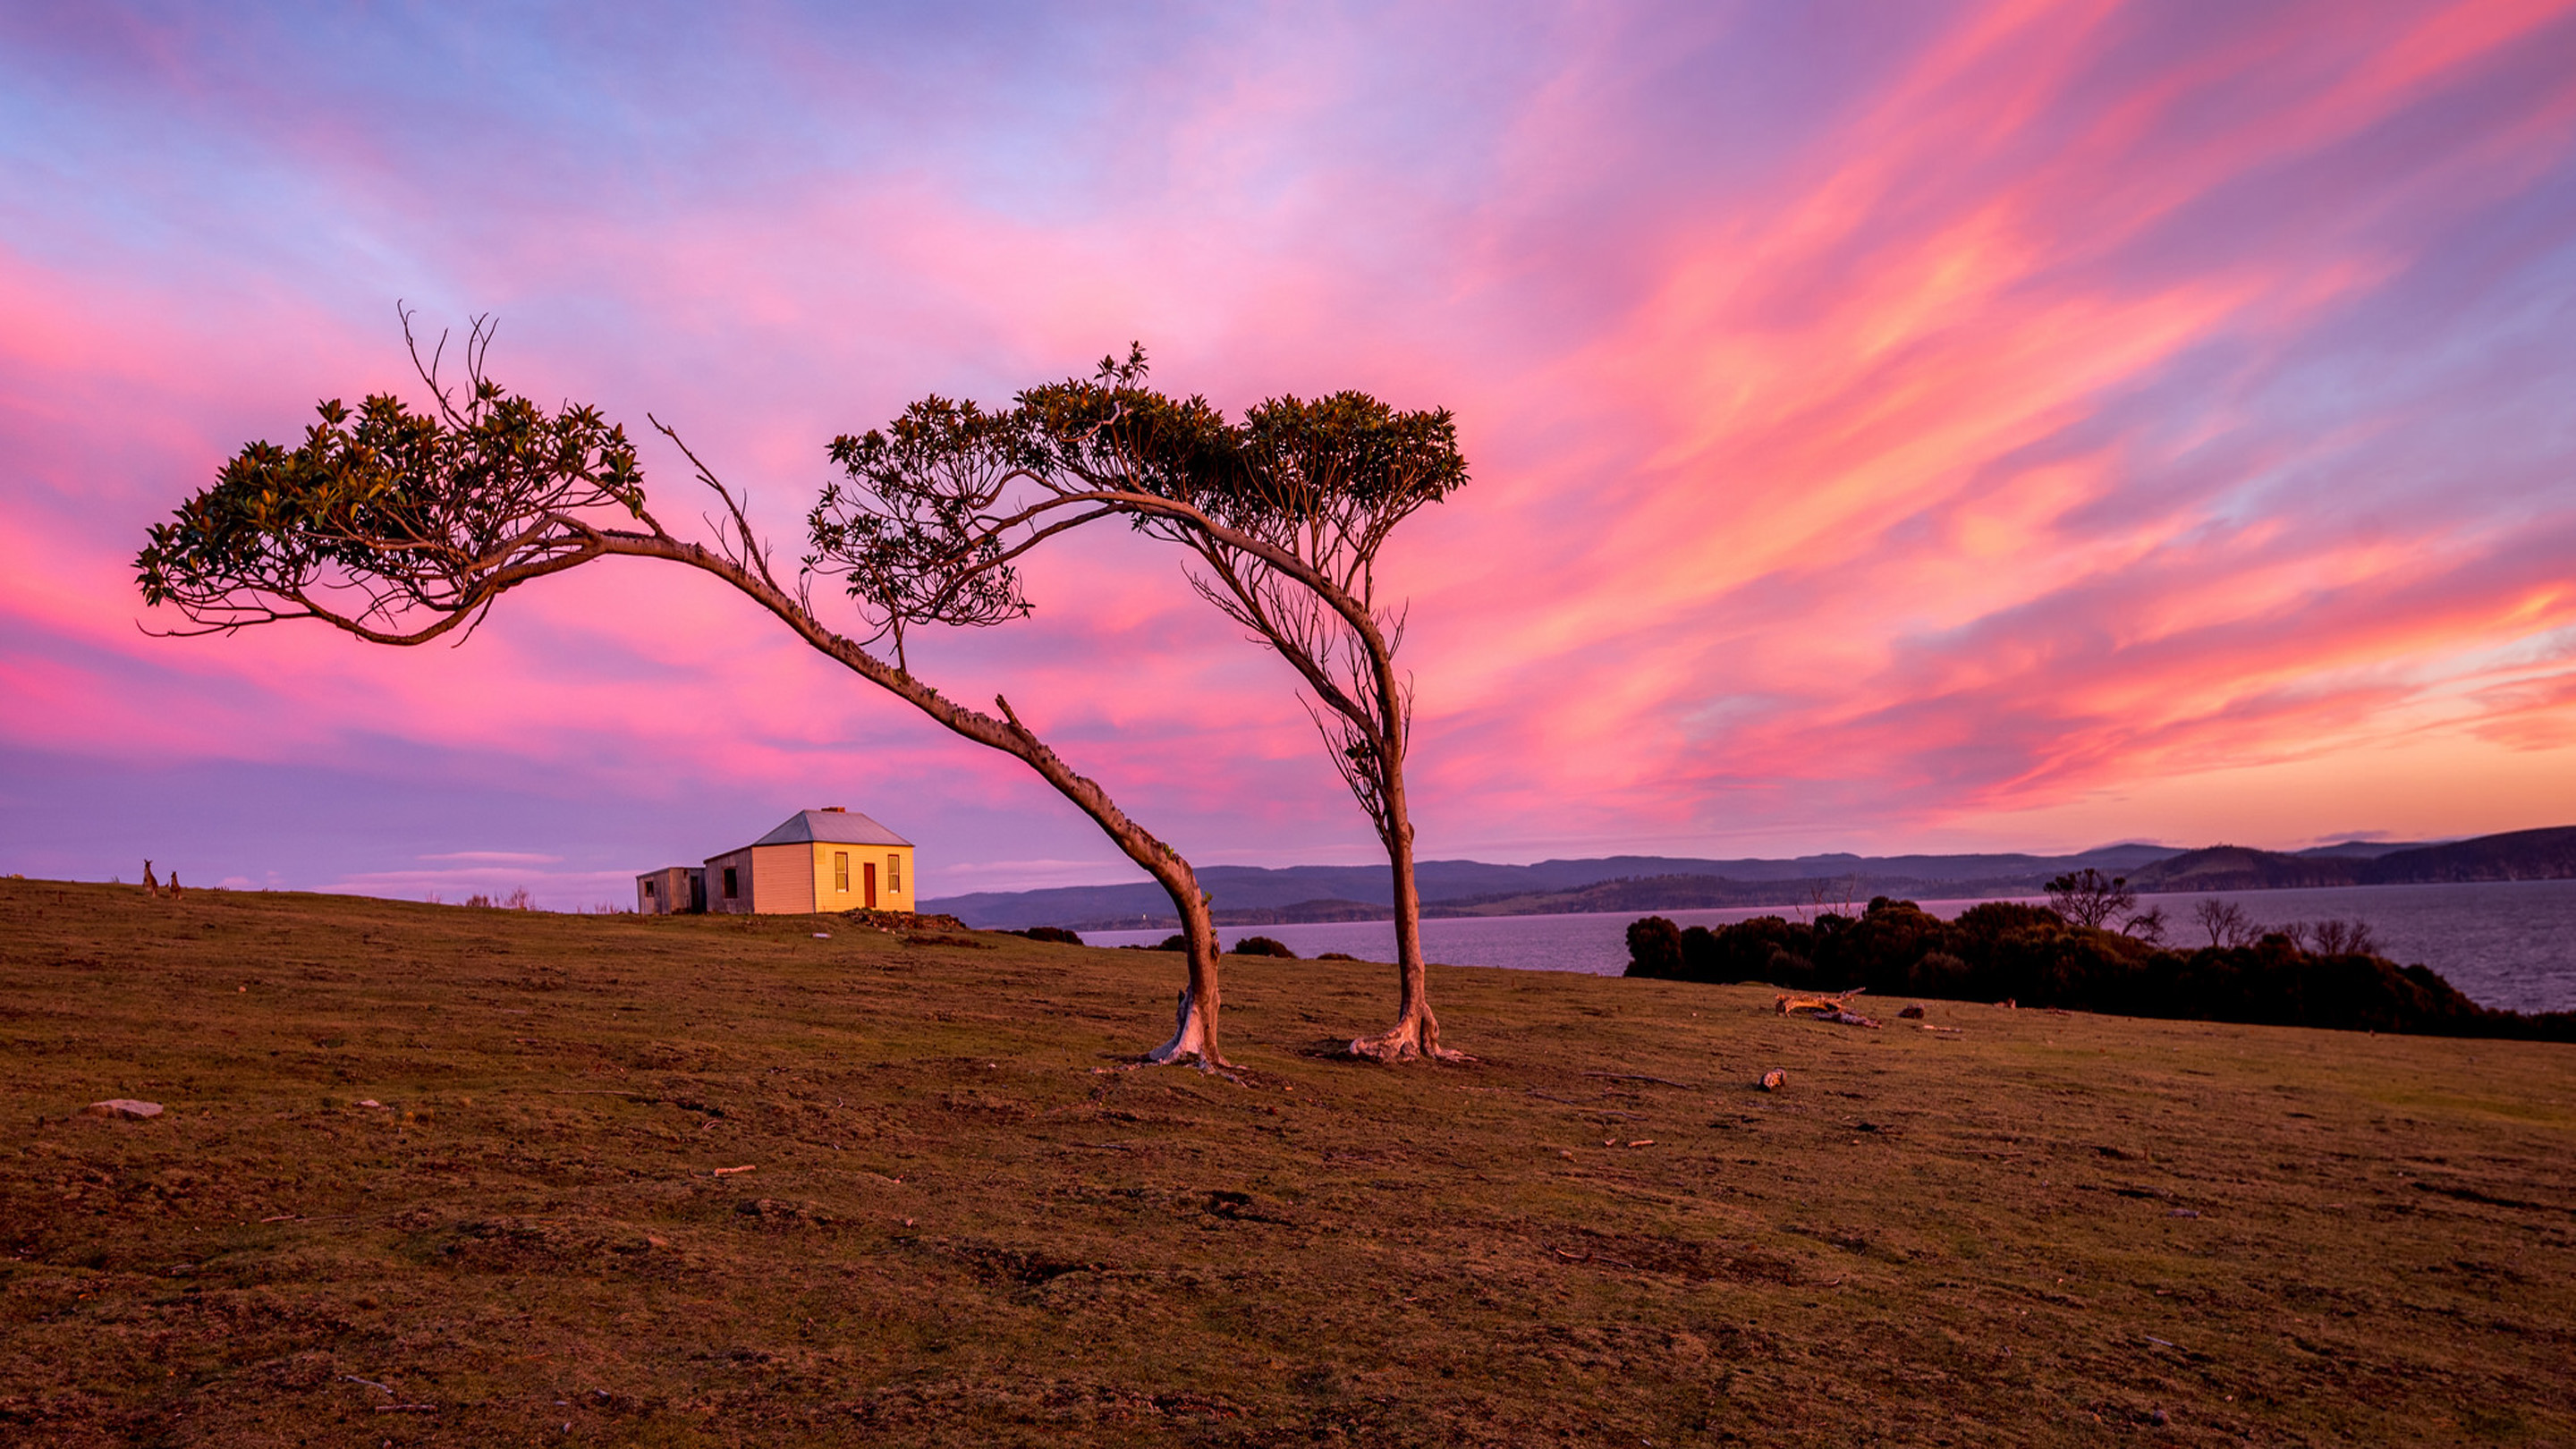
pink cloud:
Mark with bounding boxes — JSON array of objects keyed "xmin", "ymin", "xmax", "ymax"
[{"xmin": 4, "ymin": 1, "xmax": 2576, "ymax": 898}]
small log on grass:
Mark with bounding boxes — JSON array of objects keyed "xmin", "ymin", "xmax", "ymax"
[
  {"xmin": 1775, "ymin": 987, "xmax": 1865, "ymax": 1015},
  {"xmin": 1775, "ymin": 987, "xmax": 1880, "ymax": 1027}
]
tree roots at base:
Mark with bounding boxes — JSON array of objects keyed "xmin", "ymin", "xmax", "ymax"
[
  {"xmin": 1145, "ymin": 987, "xmax": 1231, "ymax": 1070},
  {"xmin": 1347, "ymin": 1012, "xmax": 1469, "ymax": 1063}
]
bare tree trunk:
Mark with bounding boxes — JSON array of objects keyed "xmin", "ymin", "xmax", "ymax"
[
  {"xmin": 1149, "ymin": 885, "xmax": 1224, "ymax": 1064},
  {"xmin": 1133, "ymin": 835, "xmax": 1221, "ymax": 1062},
  {"xmin": 1345, "ymin": 746, "xmax": 1458, "ymax": 1062},
  {"xmin": 595, "ymin": 532, "xmax": 1233, "ymax": 1065}
]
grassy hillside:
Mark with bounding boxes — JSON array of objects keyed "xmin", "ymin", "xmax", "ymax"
[{"xmin": 3, "ymin": 878, "xmax": 2571, "ymax": 1446}]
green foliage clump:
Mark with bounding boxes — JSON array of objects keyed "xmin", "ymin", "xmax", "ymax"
[
  {"xmin": 1230, "ymin": 935, "xmax": 1299, "ymax": 959},
  {"xmin": 1623, "ymin": 897, "xmax": 2576, "ymax": 1041},
  {"xmin": 136, "ymin": 339, "xmax": 644, "ymax": 640}
]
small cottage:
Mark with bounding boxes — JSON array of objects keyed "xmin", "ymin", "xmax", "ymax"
[{"xmin": 699, "ymin": 807, "xmax": 917, "ymax": 915}]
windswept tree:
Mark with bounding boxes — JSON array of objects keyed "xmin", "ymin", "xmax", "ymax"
[
  {"xmin": 134, "ymin": 314, "xmax": 1233, "ymax": 1065},
  {"xmin": 822, "ymin": 348, "xmax": 1470, "ymax": 1060}
]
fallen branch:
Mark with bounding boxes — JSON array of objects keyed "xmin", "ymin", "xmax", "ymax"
[
  {"xmin": 711, "ymin": 1165, "xmax": 756, "ymax": 1176},
  {"xmin": 1775, "ymin": 987, "xmax": 1865, "ymax": 1015}
]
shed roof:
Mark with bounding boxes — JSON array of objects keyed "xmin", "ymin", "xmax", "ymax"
[{"xmin": 749, "ymin": 809, "xmax": 914, "ymax": 849}]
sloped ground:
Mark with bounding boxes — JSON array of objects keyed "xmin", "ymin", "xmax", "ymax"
[{"xmin": 1, "ymin": 877, "xmax": 2569, "ymax": 1446}]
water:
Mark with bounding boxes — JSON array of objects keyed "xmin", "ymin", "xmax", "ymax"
[{"xmin": 1080, "ymin": 878, "xmax": 2576, "ymax": 1013}]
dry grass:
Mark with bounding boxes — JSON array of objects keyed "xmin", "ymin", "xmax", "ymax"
[{"xmin": 2, "ymin": 877, "xmax": 2571, "ymax": 1446}]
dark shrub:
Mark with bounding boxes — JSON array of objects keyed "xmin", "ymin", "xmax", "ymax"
[
  {"xmin": 1231, "ymin": 935, "xmax": 1298, "ymax": 958},
  {"xmin": 1835, "ymin": 899, "xmax": 1945, "ymax": 993},
  {"xmin": 1909, "ymin": 951, "xmax": 1973, "ymax": 997},
  {"xmin": 1619, "ymin": 900, "xmax": 2572, "ymax": 1042},
  {"xmin": 1702, "ymin": 915, "xmax": 1812, "ymax": 983},
  {"xmin": 1011, "ymin": 926, "xmax": 1083, "ymax": 945},
  {"xmin": 1678, "ymin": 925, "xmax": 1718, "ymax": 975},
  {"xmin": 1316, "ymin": 951, "xmax": 1360, "ymax": 961},
  {"xmin": 1765, "ymin": 947, "xmax": 1819, "ymax": 987},
  {"xmin": 1952, "ymin": 900, "xmax": 2063, "ymax": 941},
  {"xmin": 1153, "ymin": 934, "xmax": 1188, "ymax": 952},
  {"xmin": 1624, "ymin": 916, "xmax": 1684, "ymax": 977}
]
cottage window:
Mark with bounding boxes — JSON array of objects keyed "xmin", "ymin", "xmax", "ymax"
[
  {"xmin": 723, "ymin": 866, "xmax": 738, "ymax": 899},
  {"xmin": 887, "ymin": 854, "xmax": 902, "ymax": 893},
  {"xmin": 643, "ymin": 879, "xmax": 657, "ymax": 898},
  {"xmin": 835, "ymin": 852, "xmax": 850, "ymax": 892}
]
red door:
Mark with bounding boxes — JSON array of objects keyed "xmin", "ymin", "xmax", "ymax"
[{"xmin": 863, "ymin": 861, "xmax": 877, "ymax": 909}]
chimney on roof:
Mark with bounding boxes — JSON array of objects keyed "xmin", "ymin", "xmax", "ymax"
[{"xmin": 821, "ymin": 806, "xmax": 846, "ymax": 812}]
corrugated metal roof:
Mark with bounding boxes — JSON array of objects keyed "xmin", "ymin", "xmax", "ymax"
[{"xmin": 749, "ymin": 809, "xmax": 915, "ymax": 848}]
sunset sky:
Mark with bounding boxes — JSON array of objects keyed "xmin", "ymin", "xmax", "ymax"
[{"xmin": 6, "ymin": 2, "xmax": 2576, "ymax": 907}]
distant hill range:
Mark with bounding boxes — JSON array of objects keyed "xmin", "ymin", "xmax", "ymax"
[
  {"xmin": 919, "ymin": 843, "xmax": 2164, "ymax": 930},
  {"xmin": 2129, "ymin": 826, "xmax": 2576, "ymax": 894},
  {"xmin": 920, "ymin": 826, "xmax": 2576, "ymax": 930}
]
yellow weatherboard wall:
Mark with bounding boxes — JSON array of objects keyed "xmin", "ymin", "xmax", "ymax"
[{"xmin": 811, "ymin": 843, "xmax": 914, "ymax": 911}]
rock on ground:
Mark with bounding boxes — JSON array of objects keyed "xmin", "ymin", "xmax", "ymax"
[{"xmin": 86, "ymin": 1098, "xmax": 163, "ymax": 1120}]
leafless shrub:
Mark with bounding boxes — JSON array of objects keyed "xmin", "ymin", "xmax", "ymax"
[
  {"xmin": 2192, "ymin": 899, "xmax": 2258, "ymax": 948},
  {"xmin": 2120, "ymin": 905, "xmax": 2167, "ymax": 945},
  {"xmin": 2307, "ymin": 919, "xmax": 2378, "ymax": 956}
]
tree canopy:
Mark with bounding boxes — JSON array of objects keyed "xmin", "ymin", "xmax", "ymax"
[{"xmin": 815, "ymin": 349, "xmax": 1471, "ymax": 1058}]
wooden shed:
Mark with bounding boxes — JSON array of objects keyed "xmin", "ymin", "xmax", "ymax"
[{"xmin": 634, "ymin": 865, "xmax": 706, "ymax": 915}]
